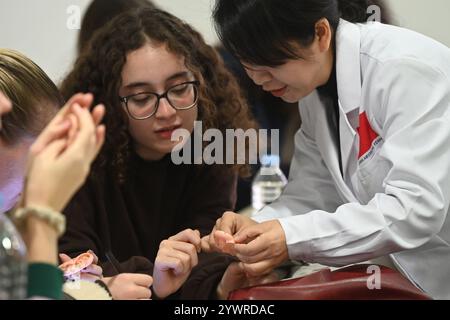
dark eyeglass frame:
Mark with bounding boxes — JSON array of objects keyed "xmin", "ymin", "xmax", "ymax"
[{"xmin": 119, "ymin": 80, "xmax": 200, "ymax": 120}]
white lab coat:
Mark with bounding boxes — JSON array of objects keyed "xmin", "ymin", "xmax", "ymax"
[{"xmin": 254, "ymin": 20, "xmax": 450, "ymax": 299}]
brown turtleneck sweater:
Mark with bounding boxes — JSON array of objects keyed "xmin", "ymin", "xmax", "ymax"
[{"xmin": 59, "ymin": 152, "xmax": 237, "ymax": 299}]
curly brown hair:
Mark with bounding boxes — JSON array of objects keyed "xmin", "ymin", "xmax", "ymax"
[
  {"xmin": 60, "ymin": 8, "xmax": 257, "ymax": 183},
  {"xmin": 78, "ymin": 0, "xmax": 157, "ymax": 54}
]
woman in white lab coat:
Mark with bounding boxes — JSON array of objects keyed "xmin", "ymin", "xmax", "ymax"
[{"xmin": 205, "ymin": 0, "xmax": 450, "ymax": 299}]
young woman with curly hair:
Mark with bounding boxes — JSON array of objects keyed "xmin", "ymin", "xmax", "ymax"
[{"xmin": 58, "ymin": 8, "xmax": 270, "ymax": 300}]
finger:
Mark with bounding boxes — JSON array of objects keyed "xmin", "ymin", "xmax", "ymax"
[
  {"xmin": 241, "ymin": 260, "xmax": 277, "ymax": 278},
  {"xmin": 161, "ymin": 241, "xmax": 199, "ymax": 268},
  {"xmin": 169, "ymin": 229, "xmax": 201, "ymax": 251},
  {"xmin": 213, "ymin": 231, "xmax": 237, "ymax": 256},
  {"xmin": 65, "ymin": 93, "xmax": 94, "ymax": 110},
  {"xmin": 40, "ymin": 93, "xmax": 91, "ymax": 133},
  {"xmin": 223, "ymin": 243, "xmax": 237, "ymax": 256},
  {"xmin": 236, "ymin": 251, "xmax": 268, "ymax": 264},
  {"xmin": 66, "ymin": 113, "xmax": 79, "ymax": 146},
  {"xmin": 164, "ymin": 250, "xmax": 193, "ymax": 275},
  {"xmin": 72, "ymin": 102, "xmax": 95, "ymax": 134},
  {"xmin": 133, "ymin": 287, "xmax": 152, "ymax": 300},
  {"xmin": 155, "ymin": 255, "xmax": 188, "ymax": 276},
  {"xmin": 30, "ymin": 120, "xmax": 71, "ymax": 155},
  {"xmin": 214, "ymin": 230, "xmax": 235, "ymax": 248},
  {"xmin": 132, "ymin": 274, "xmax": 153, "ymax": 288},
  {"xmin": 234, "ymin": 241, "xmax": 267, "ymax": 260},
  {"xmin": 40, "ymin": 139, "xmax": 68, "ymax": 159},
  {"xmin": 91, "ymin": 104, "xmax": 105, "ymax": 126},
  {"xmin": 214, "ymin": 230, "xmax": 235, "ymax": 244},
  {"xmin": 201, "ymin": 235, "xmax": 212, "ymax": 253},
  {"xmin": 68, "ymin": 103, "xmax": 96, "ymax": 156},
  {"xmin": 234, "ymin": 224, "xmax": 265, "ymax": 245},
  {"xmin": 59, "ymin": 253, "xmax": 72, "ymax": 263},
  {"xmin": 203, "ymin": 226, "xmax": 222, "ymax": 253},
  {"xmin": 235, "ymin": 243, "xmax": 270, "ymax": 264},
  {"xmin": 216, "ymin": 212, "xmax": 237, "ymax": 236},
  {"xmin": 173, "ymin": 241, "xmax": 198, "ymax": 269}
]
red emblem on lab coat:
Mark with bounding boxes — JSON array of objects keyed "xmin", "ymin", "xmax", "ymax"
[{"xmin": 357, "ymin": 112, "xmax": 380, "ymax": 159}]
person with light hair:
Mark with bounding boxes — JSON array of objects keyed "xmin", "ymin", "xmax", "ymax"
[{"xmin": 0, "ymin": 49, "xmax": 107, "ymax": 299}]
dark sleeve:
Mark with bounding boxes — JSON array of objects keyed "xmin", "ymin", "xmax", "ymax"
[
  {"xmin": 173, "ymin": 167, "xmax": 238, "ymax": 299},
  {"xmin": 59, "ymin": 179, "xmax": 155, "ymax": 277},
  {"xmin": 101, "ymin": 256, "xmax": 154, "ymax": 277},
  {"xmin": 27, "ymin": 263, "xmax": 64, "ymax": 300},
  {"xmin": 58, "ymin": 178, "xmax": 103, "ymax": 259},
  {"xmin": 169, "ymin": 253, "xmax": 236, "ymax": 300}
]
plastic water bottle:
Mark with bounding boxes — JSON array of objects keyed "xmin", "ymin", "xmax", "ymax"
[{"xmin": 251, "ymin": 155, "xmax": 288, "ymax": 214}]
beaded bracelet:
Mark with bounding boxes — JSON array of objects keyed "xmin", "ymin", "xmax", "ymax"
[{"xmin": 12, "ymin": 206, "xmax": 66, "ymax": 237}]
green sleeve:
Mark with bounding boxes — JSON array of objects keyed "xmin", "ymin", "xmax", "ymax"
[{"xmin": 27, "ymin": 263, "xmax": 64, "ymax": 300}]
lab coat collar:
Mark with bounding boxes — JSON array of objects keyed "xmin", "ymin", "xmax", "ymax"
[{"xmin": 336, "ymin": 19, "xmax": 362, "ymax": 114}]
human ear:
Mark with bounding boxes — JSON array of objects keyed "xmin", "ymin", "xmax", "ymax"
[{"xmin": 315, "ymin": 18, "xmax": 332, "ymax": 53}]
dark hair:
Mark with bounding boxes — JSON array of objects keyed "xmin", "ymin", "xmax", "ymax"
[
  {"xmin": 61, "ymin": 8, "xmax": 256, "ymax": 183},
  {"xmin": 78, "ymin": 0, "xmax": 157, "ymax": 53},
  {"xmin": 0, "ymin": 49, "xmax": 62, "ymax": 145},
  {"xmin": 213, "ymin": 0, "xmax": 391, "ymax": 67}
]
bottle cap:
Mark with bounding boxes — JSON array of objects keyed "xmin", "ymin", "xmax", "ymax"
[{"xmin": 261, "ymin": 154, "xmax": 280, "ymax": 167}]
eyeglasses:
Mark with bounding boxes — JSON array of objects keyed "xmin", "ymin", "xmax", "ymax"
[{"xmin": 119, "ymin": 80, "xmax": 200, "ymax": 120}]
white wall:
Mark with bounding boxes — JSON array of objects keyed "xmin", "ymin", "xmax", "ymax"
[
  {"xmin": 0, "ymin": 0, "xmax": 91, "ymax": 84},
  {"xmin": 0, "ymin": 0, "xmax": 449, "ymax": 84},
  {"xmin": 153, "ymin": 0, "xmax": 218, "ymax": 45},
  {"xmin": 389, "ymin": 0, "xmax": 450, "ymax": 48},
  {"xmin": 0, "ymin": 0, "xmax": 218, "ymax": 84}
]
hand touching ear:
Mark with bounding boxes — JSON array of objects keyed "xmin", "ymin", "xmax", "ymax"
[{"xmin": 25, "ymin": 94, "xmax": 105, "ymax": 212}]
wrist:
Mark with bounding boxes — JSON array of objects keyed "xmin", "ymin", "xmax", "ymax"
[
  {"xmin": 26, "ymin": 219, "xmax": 58, "ymax": 264},
  {"xmin": 27, "ymin": 242, "xmax": 58, "ymax": 265},
  {"xmin": 26, "ymin": 216, "xmax": 59, "ymax": 240},
  {"xmin": 152, "ymin": 281, "xmax": 170, "ymax": 300},
  {"xmin": 25, "ymin": 194, "xmax": 62, "ymax": 213}
]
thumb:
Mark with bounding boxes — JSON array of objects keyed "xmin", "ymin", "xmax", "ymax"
[
  {"xmin": 201, "ymin": 235, "xmax": 212, "ymax": 253},
  {"xmin": 233, "ymin": 225, "xmax": 262, "ymax": 244}
]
